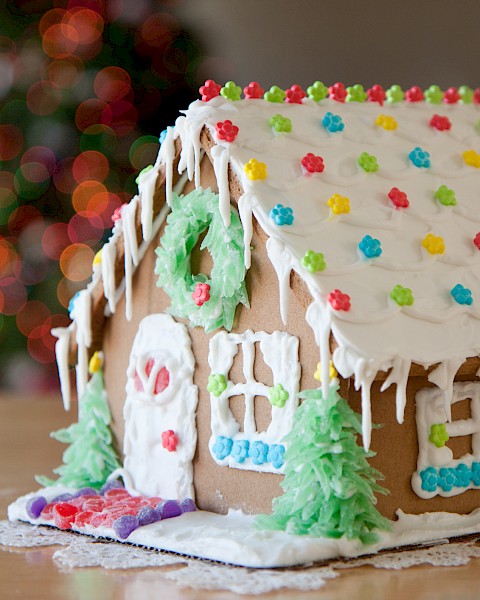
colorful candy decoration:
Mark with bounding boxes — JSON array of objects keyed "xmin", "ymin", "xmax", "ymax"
[
  {"xmin": 405, "ymin": 86, "xmax": 424, "ymax": 102},
  {"xmin": 422, "ymin": 233, "xmax": 445, "ymax": 255},
  {"xmin": 346, "ymin": 84, "xmax": 367, "ymax": 103},
  {"xmin": 424, "ymin": 85, "xmax": 443, "ymax": 104},
  {"xmin": 313, "ymin": 360, "xmax": 338, "ymax": 382},
  {"xmin": 212, "ymin": 436, "xmax": 285, "ymax": 469},
  {"xmin": 474, "ymin": 88, "xmax": 480, "ymax": 104},
  {"xmin": 451, "ymin": 284, "xmax": 473, "ymax": 305},
  {"xmin": 301, "ymin": 250, "xmax": 326, "ymax": 273},
  {"xmin": 215, "ymin": 120, "xmax": 239, "ymax": 142},
  {"xmin": 264, "ymin": 85, "xmax": 286, "ymax": 103},
  {"xmin": 474, "ymin": 233, "xmax": 480, "ymax": 250},
  {"xmin": 358, "ymin": 235, "xmax": 382, "ymax": 258},
  {"xmin": 322, "ymin": 111, "xmax": 344, "ymax": 133},
  {"xmin": 386, "ymin": 84, "xmax": 404, "ymax": 103},
  {"xmin": 220, "ymin": 81, "xmax": 242, "ymax": 101},
  {"xmin": 192, "ymin": 282, "xmax": 211, "ymax": 306},
  {"xmin": 88, "ymin": 351, "xmax": 103, "ymax": 374},
  {"xmin": 358, "ymin": 152, "xmax": 379, "ymax": 173},
  {"xmin": 161, "ymin": 430, "xmax": 179, "ymax": 452},
  {"xmin": 307, "ymin": 81, "xmax": 328, "ymax": 102},
  {"xmin": 463, "ymin": 149, "xmax": 480, "ymax": 168},
  {"xmin": 269, "ymin": 114, "xmax": 292, "ymax": 133},
  {"xmin": 443, "ymin": 87, "xmax": 460, "ymax": 104},
  {"xmin": 429, "ymin": 423, "xmax": 449, "ymax": 448},
  {"xmin": 111, "ymin": 203, "xmax": 127, "ymax": 223},
  {"xmin": 285, "ymin": 84, "xmax": 306, "ymax": 104},
  {"xmin": 375, "ymin": 114, "xmax": 398, "ymax": 131},
  {"xmin": 212, "ymin": 436, "xmax": 233, "ymax": 459},
  {"xmin": 269, "ymin": 383, "xmax": 289, "ymax": 408},
  {"xmin": 250, "ymin": 441, "xmax": 269, "ymax": 465},
  {"xmin": 430, "ymin": 114, "xmax": 451, "ymax": 131},
  {"xmin": 390, "ymin": 284, "xmax": 414, "ymax": 306},
  {"xmin": 301, "ymin": 153, "xmax": 325, "ymax": 173},
  {"xmin": 420, "ymin": 463, "xmax": 479, "ymax": 493},
  {"xmin": 243, "ymin": 81, "xmax": 264, "ymax": 99},
  {"xmin": 93, "ymin": 250, "xmax": 102, "ymax": 267},
  {"xmin": 388, "ymin": 187, "xmax": 409, "ymax": 209},
  {"xmin": 327, "ymin": 193, "xmax": 350, "ymax": 214},
  {"xmin": 328, "ymin": 82, "xmax": 347, "ymax": 103},
  {"xmin": 269, "ymin": 203, "xmax": 294, "ymax": 226},
  {"xmin": 459, "ymin": 85, "xmax": 474, "ymax": 104},
  {"xmin": 367, "ymin": 84, "xmax": 386, "ymax": 105},
  {"xmin": 207, "ymin": 373, "xmax": 228, "ymax": 397},
  {"xmin": 231, "ymin": 440, "xmax": 249, "ymax": 464},
  {"xmin": 409, "ymin": 147, "xmax": 431, "ymax": 168},
  {"xmin": 244, "ymin": 158, "xmax": 267, "ymax": 180},
  {"xmin": 199, "ymin": 79, "xmax": 221, "ymax": 102},
  {"xmin": 327, "ymin": 289, "xmax": 351, "ymax": 311},
  {"xmin": 135, "ymin": 164, "xmax": 154, "ymax": 185},
  {"xmin": 435, "ymin": 185, "xmax": 457, "ymax": 206}
]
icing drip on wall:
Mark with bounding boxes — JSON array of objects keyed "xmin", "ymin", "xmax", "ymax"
[
  {"xmin": 265, "ymin": 237, "xmax": 292, "ymax": 325},
  {"xmin": 101, "ymin": 233, "xmax": 117, "ymax": 315},
  {"xmin": 237, "ymin": 192, "xmax": 256, "ymax": 268},
  {"xmin": 159, "ymin": 126, "xmax": 176, "ymax": 207},
  {"xmin": 138, "ymin": 162, "xmax": 161, "ymax": 243},
  {"xmin": 52, "ymin": 325, "xmax": 73, "ymax": 411},
  {"xmin": 428, "ymin": 358, "xmax": 465, "ymax": 421},
  {"xmin": 71, "ymin": 290, "xmax": 91, "ymax": 399},
  {"xmin": 211, "ymin": 144, "xmax": 231, "ymax": 226},
  {"xmin": 122, "ymin": 196, "xmax": 140, "ymax": 321}
]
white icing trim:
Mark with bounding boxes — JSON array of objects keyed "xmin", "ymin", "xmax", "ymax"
[{"xmin": 51, "ymin": 325, "xmax": 72, "ymax": 411}]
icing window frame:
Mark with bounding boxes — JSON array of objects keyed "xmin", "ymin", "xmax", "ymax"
[
  {"xmin": 412, "ymin": 381, "xmax": 480, "ymax": 498},
  {"xmin": 207, "ymin": 329, "xmax": 300, "ymax": 473}
]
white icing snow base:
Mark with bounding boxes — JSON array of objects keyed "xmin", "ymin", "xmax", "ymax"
[{"xmin": 8, "ymin": 488, "xmax": 480, "ymax": 569}]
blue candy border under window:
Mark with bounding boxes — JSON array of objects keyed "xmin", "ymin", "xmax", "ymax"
[
  {"xmin": 413, "ymin": 461, "xmax": 480, "ymax": 497},
  {"xmin": 211, "ymin": 436, "xmax": 285, "ymax": 470}
]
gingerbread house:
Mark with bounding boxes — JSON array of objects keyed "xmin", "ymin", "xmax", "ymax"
[{"xmin": 10, "ymin": 80, "xmax": 480, "ymax": 566}]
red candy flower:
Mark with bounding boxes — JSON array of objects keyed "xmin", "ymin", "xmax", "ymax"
[
  {"xmin": 199, "ymin": 79, "xmax": 221, "ymax": 102},
  {"xmin": 53, "ymin": 503, "xmax": 79, "ymax": 530},
  {"xmin": 111, "ymin": 203, "xmax": 127, "ymax": 223},
  {"xmin": 367, "ymin": 84, "xmax": 386, "ymax": 106},
  {"xmin": 430, "ymin": 114, "xmax": 452, "ymax": 131},
  {"xmin": 474, "ymin": 89, "xmax": 480, "ymax": 104},
  {"xmin": 388, "ymin": 187, "xmax": 409, "ymax": 209},
  {"xmin": 405, "ymin": 86, "xmax": 424, "ymax": 102},
  {"xmin": 244, "ymin": 81, "xmax": 264, "ymax": 99},
  {"xmin": 285, "ymin": 84, "xmax": 306, "ymax": 104},
  {"xmin": 135, "ymin": 359, "xmax": 170, "ymax": 395},
  {"xmin": 329, "ymin": 82, "xmax": 347, "ymax": 103},
  {"xmin": 162, "ymin": 430, "xmax": 179, "ymax": 452},
  {"xmin": 443, "ymin": 87, "xmax": 460, "ymax": 104},
  {"xmin": 327, "ymin": 289, "xmax": 351, "ymax": 311},
  {"xmin": 301, "ymin": 153, "xmax": 325, "ymax": 174},
  {"xmin": 215, "ymin": 120, "xmax": 239, "ymax": 142},
  {"xmin": 192, "ymin": 282, "xmax": 211, "ymax": 306},
  {"xmin": 474, "ymin": 233, "xmax": 480, "ymax": 250}
]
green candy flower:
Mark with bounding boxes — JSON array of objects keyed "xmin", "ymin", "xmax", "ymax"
[
  {"xmin": 269, "ymin": 384, "xmax": 289, "ymax": 408},
  {"xmin": 307, "ymin": 81, "xmax": 328, "ymax": 102},
  {"xmin": 264, "ymin": 85, "xmax": 286, "ymax": 103},
  {"xmin": 358, "ymin": 152, "xmax": 379, "ymax": 173},
  {"xmin": 390, "ymin": 284, "xmax": 414, "ymax": 306},
  {"xmin": 135, "ymin": 164, "xmax": 154, "ymax": 184},
  {"xmin": 459, "ymin": 85, "xmax": 474, "ymax": 104},
  {"xmin": 301, "ymin": 250, "xmax": 326, "ymax": 273},
  {"xmin": 269, "ymin": 114, "xmax": 292, "ymax": 133},
  {"xmin": 207, "ymin": 373, "xmax": 228, "ymax": 397},
  {"xmin": 424, "ymin": 84, "xmax": 443, "ymax": 104},
  {"xmin": 386, "ymin": 84, "xmax": 404, "ymax": 103},
  {"xmin": 346, "ymin": 84, "xmax": 367, "ymax": 103},
  {"xmin": 435, "ymin": 185, "xmax": 457, "ymax": 206},
  {"xmin": 429, "ymin": 423, "xmax": 449, "ymax": 448},
  {"xmin": 220, "ymin": 81, "xmax": 242, "ymax": 101}
]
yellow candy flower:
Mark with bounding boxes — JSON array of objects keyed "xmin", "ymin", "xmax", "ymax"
[
  {"xmin": 375, "ymin": 114, "xmax": 398, "ymax": 131},
  {"xmin": 93, "ymin": 249, "xmax": 102, "ymax": 266},
  {"xmin": 463, "ymin": 149, "xmax": 480, "ymax": 169},
  {"xmin": 422, "ymin": 233, "xmax": 445, "ymax": 255},
  {"xmin": 89, "ymin": 351, "xmax": 103, "ymax": 374},
  {"xmin": 244, "ymin": 158, "xmax": 267, "ymax": 180},
  {"xmin": 327, "ymin": 193, "xmax": 350, "ymax": 215},
  {"xmin": 314, "ymin": 360, "xmax": 338, "ymax": 382}
]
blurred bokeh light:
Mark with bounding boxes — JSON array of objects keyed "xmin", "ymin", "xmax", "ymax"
[{"xmin": 0, "ymin": 0, "xmax": 200, "ymax": 392}]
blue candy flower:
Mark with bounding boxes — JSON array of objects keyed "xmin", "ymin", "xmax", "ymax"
[
  {"xmin": 269, "ymin": 203, "xmax": 294, "ymax": 226},
  {"xmin": 451, "ymin": 284, "xmax": 473, "ymax": 305},
  {"xmin": 409, "ymin": 147, "xmax": 431, "ymax": 168},
  {"xmin": 471, "ymin": 462, "xmax": 480, "ymax": 486},
  {"xmin": 231, "ymin": 440, "xmax": 249, "ymax": 464},
  {"xmin": 250, "ymin": 441, "xmax": 269, "ymax": 465},
  {"xmin": 454, "ymin": 463, "xmax": 471, "ymax": 488},
  {"xmin": 267, "ymin": 444, "xmax": 285, "ymax": 469},
  {"xmin": 159, "ymin": 128, "xmax": 168, "ymax": 144},
  {"xmin": 437, "ymin": 467, "xmax": 456, "ymax": 492},
  {"xmin": 322, "ymin": 111, "xmax": 344, "ymax": 133},
  {"xmin": 420, "ymin": 467, "xmax": 437, "ymax": 492},
  {"xmin": 68, "ymin": 291, "xmax": 81, "ymax": 316},
  {"xmin": 212, "ymin": 436, "xmax": 233, "ymax": 460},
  {"xmin": 358, "ymin": 234, "xmax": 382, "ymax": 258}
]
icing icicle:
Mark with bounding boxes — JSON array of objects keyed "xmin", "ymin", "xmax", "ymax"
[
  {"xmin": 101, "ymin": 235, "xmax": 117, "ymax": 315},
  {"xmin": 159, "ymin": 126, "xmax": 176, "ymax": 207},
  {"xmin": 266, "ymin": 237, "xmax": 293, "ymax": 325},
  {"xmin": 52, "ymin": 326, "xmax": 72, "ymax": 411},
  {"xmin": 71, "ymin": 289, "xmax": 92, "ymax": 399},
  {"xmin": 138, "ymin": 162, "xmax": 160, "ymax": 243},
  {"xmin": 211, "ymin": 144, "xmax": 231, "ymax": 226},
  {"xmin": 122, "ymin": 197, "xmax": 140, "ymax": 321},
  {"xmin": 428, "ymin": 358, "xmax": 464, "ymax": 421},
  {"xmin": 380, "ymin": 357, "xmax": 412, "ymax": 424}
]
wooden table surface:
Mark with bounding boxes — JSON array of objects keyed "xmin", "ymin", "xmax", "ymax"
[{"xmin": 1, "ymin": 395, "xmax": 480, "ymax": 600}]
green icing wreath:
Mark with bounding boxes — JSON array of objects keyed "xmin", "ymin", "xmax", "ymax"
[{"xmin": 155, "ymin": 188, "xmax": 249, "ymax": 332}]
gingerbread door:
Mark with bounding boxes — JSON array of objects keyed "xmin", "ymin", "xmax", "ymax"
[{"xmin": 123, "ymin": 314, "xmax": 198, "ymax": 499}]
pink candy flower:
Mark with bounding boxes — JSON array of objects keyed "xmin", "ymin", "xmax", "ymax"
[
  {"xmin": 192, "ymin": 282, "xmax": 211, "ymax": 306},
  {"xmin": 329, "ymin": 82, "xmax": 347, "ymax": 103},
  {"xmin": 111, "ymin": 203, "xmax": 127, "ymax": 223},
  {"xmin": 327, "ymin": 289, "xmax": 351, "ymax": 311},
  {"xmin": 474, "ymin": 233, "xmax": 480, "ymax": 250},
  {"xmin": 301, "ymin": 153, "xmax": 325, "ymax": 174},
  {"xmin": 388, "ymin": 187, "xmax": 409, "ymax": 209},
  {"xmin": 243, "ymin": 81, "xmax": 264, "ymax": 99},
  {"xmin": 430, "ymin": 114, "xmax": 452, "ymax": 131},
  {"xmin": 199, "ymin": 79, "xmax": 221, "ymax": 102},
  {"xmin": 215, "ymin": 120, "xmax": 239, "ymax": 142},
  {"xmin": 367, "ymin": 84, "xmax": 386, "ymax": 106},
  {"xmin": 162, "ymin": 430, "xmax": 179, "ymax": 452},
  {"xmin": 285, "ymin": 84, "xmax": 306, "ymax": 104},
  {"xmin": 405, "ymin": 86, "xmax": 424, "ymax": 102}
]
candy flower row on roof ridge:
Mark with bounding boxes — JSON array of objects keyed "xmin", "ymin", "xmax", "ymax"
[{"xmin": 199, "ymin": 80, "xmax": 480, "ymax": 105}]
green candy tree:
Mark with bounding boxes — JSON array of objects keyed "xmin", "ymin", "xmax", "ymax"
[
  {"xmin": 256, "ymin": 385, "xmax": 391, "ymax": 545},
  {"xmin": 37, "ymin": 354, "xmax": 120, "ymax": 490}
]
